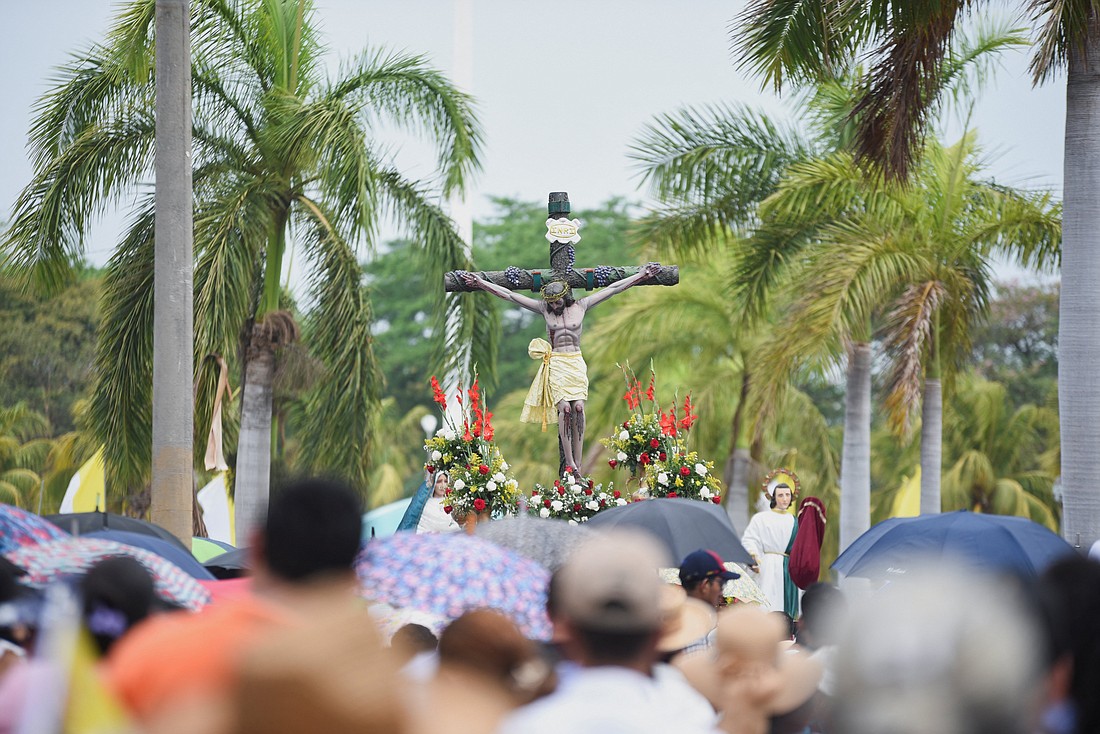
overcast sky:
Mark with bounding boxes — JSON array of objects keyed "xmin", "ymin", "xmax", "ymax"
[{"xmin": 1, "ymin": 1, "xmax": 1066, "ymax": 280}]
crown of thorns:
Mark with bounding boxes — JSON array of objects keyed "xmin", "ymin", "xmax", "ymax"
[{"xmin": 540, "ymin": 280, "xmax": 572, "ymax": 303}]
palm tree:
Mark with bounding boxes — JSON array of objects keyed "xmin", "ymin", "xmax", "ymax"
[
  {"xmin": 0, "ymin": 404, "xmax": 53, "ymax": 507},
  {"xmin": 2, "ymin": 0, "xmax": 492, "ymax": 537},
  {"xmin": 736, "ymin": 0, "xmax": 1097, "ymax": 545},
  {"xmin": 754, "ymin": 132, "xmax": 1059, "ymax": 517}
]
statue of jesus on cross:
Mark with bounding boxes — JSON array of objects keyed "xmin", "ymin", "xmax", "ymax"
[{"xmin": 451, "ymin": 192, "xmax": 678, "ymax": 474}]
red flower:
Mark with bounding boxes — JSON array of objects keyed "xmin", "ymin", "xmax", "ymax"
[
  {"xmin": 531, "ymin": 490, "xmax": 539, "ymax": 497},
  {"xmin": 609, "ymin": 459, "xmax": 618, "ymax": 468},
  {"xmin": 623, "ymin": 421, "xmax": 630, "ymax": 429},
  {"xmin": 649, "ymin": 438, "xmax": 660, "ymax": 449},
  {"xmin": 584, "ymin": 489, "xmax": 593, "ymax": 496},
  {"xmin": 712, "ymin": 496, "xmax": 721, "ymax": 504},
  {"xmin": 425, "ymin": 465, "xmax": 435, "ymax": 473},
  {"xmin": 443, "ymin": 505, "xmax": 453, "ymax": 514},
  {"xmin": 680, "ymin": 394, "xmax": 698, "ymax": 431},
  {"xmin": 463, "ymin": 427, "xmax": 473, "ymax": 442},
  {"xmin": 467, "ymin": 379, "xmax": 481, "ymax": 409},
  {"xmin": 613, "ymin": 490, "xmax": 621, "ymax": 499},
  {"xmin": 680, "ymin": 466, "xmax": 691, "ymax": 476},
  {"xmin": 588, "ymin": 479, "xmax": 594, "ymax": 488},
  {"xmin": 430, "ymin": 376, "xmax": 448, "ymax": 408},
  {"xmin": 640, "ymin": 452, "xmax": 651, "ymax": 465},
  {"xmin": 622, "ymin": 380, "xmax": 640, "ymax": 410},
  {"xmin": 565, "ymin": 466, "xmax": 574, "ymax": 474},
  {"xmin": 558, "ymin": 487, "xmax": 566, "ymax": 496},
  {"xmin": 659, "ymin": 452, "xmax": 667, "ymax": 461},
  {"xmin": 659, "ymin": 410, "xmax": 678, "ymax": 437},
  {"xmin": 479, "ymin": 465, "xmax": 489, "ymax": 475},
  {"xmin": 473, "ymin": 498, "xmax": 486, "ymax": 512},
  {"xmin": 645, "ymin": 373, "xmax": 655, "ymax": 402},
  {"xmin": 668, "ymin": 492, "xmax": 678, "ymax": 498},
  {"xmin": 573, "ymin": 503, "xmax": 582, "ymax": 512},
  {"xmin": 544, "ymin": 499, "xmax": 552, "ymax": 508},
  {"xmin": 600, "ymin": 500, "xmax": 606, "ymax": 507}
]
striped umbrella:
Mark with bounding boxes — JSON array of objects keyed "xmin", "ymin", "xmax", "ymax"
[
  {"xmin": 356, "ymin": 532, "xmax": 551, "ymax": 640},
  {"xmin": 6, "ymin": 537, "xmax": 212, "ymax": 611},
  {"xmin": 0, "ymin": 504, "xmax": 68, "ymax": 554}
]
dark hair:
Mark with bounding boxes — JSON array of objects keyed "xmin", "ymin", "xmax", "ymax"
[
  {"xmin": 1040, "ymin": 556, "xmax": 1100, "ymax": 734},
  {"xmin": 392, "ymin": 623, "xmax": 438, "ymax": 656},
  {"xmin": 440, "ymin": 610, "xmax": 556, "ymax": 703},
  {"xmin": 796, "ymin": 583, "xmax": 846, "ymax": 650},
  {"xmin": 574, "ymin": 627, "xmax": 655, "ymax": 666},
  {"xmin": 680, "ymin": 575, "xmax": 707, "ymax": 593},
  {"xmin": 770, "ymin": 482, "xmax": 792, "ymax": 509},
  {"xmin": 80, "ymin": 556, "xmax": 161, "ymax": 655},
  {"xmin": 263, "ymin": 477, "xmax": 363, "ymax": 582}
]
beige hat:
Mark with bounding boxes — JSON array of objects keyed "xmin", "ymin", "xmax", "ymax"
[
  {"xmin": 657, "ymin": 585, "xmax": 717, "ymax": 653},
  {"xmin": 556, "ymin": 529, "xmax": 668, "ymax": 633}
]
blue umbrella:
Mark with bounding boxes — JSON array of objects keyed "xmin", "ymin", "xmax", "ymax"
[
  {"xmin": 0, "ymin": 504, "xmax": 68, "ymax": 554},
  {"xmin": 832, "ymin": 510, "xmax": 1075, "ymax": 579},
  {"xmin": 362, "ymin": 497, "xmax": 414, "ymax": 541},
  {"xmin": 85, "ymin": 530, "xmax": 215, "ymax": 580}
]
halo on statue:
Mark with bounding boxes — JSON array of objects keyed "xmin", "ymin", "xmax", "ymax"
[{"xmin": 761, "ymin": 468, "xmax": 801, "ymax": 502}]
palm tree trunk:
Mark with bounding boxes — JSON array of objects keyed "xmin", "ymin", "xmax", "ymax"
[
  {"xmin": 1060, "ymin": 25, "xmax": 1100, "ymax": 548},
  {"xmin": 920, "ymin": 378, "xmax": 942, "ymax": 514},
  {"xmin": 840, "ymin": 342, "xmax": 871, "ymax": 552},
  {"xmin": 723, "ymin": 369, "xmax": 751, "ymax": 532},
  {"xmin": 235, "ymin": 337, "xmax": 276, "ymax": 542}
]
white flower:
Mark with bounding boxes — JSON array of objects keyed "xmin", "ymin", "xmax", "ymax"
[
  {"xmin": 493, "ymin": 472, "xmax": 506, "ymax": 483},
  {"xmin": 657, "ymin": 472, "xmax": 669, "ymax": 486},
  {"xmin": 700, "ymin": 487, "xmax": 712, "ymax": 499},
  {"xmin": 695, "ymin": 463, "xmax": 708, "ymax": 476},
  {"xmin": 501, "ymin": 462, "xmax": 509, "ymax": 471},
  {"xmin": 539, "ymin": 507, "xmax": 551, "ymax": 518},
  {"xmin": 586, "ymin": 500, "xmax": 600, "ymax": 512},
  {"xmin": 443, "ymin": 429, "xmax": 456, "ymax": 441},
  {"xmin": 565, "ymin": 473, "xmax": 577, "ymax": 486},
  {"xmin": 435, "ymin": 428, "xmax": 446, "ymax": 437},
  {"xmin": 618, "ymin": 430, "xmax": 630, "ymax": 441},
  {"xmin": 551, "ymin": 500, "xmax": 564, "ymax": 512},
  {"xmin": 615, "ymin": 498, "xmax": 628, "ymax": 506},
  {"xmin": 453, "ymin": 479, "xmax": 465, "ymax": 491},
  {"xmin": 486, "ymin": 480, "xmax": 498, "ymax": 492},
  {"xmin": 531, "ymin": 494, "xmax": 541, "ymax": 504},
  {"xmin": 431, "ymin": 450, "xmax": 442, "ymax": 461},
  {"xmin": 506, "ymin": 479, "xmax": 518, "ymax": 490},
  {"xmin": 568, "ymin": 519, "xmax": 578, "ymax": 526},
  {"xmin": 616, "ymin": 451, "xmax": 627, "ymax": 462}
]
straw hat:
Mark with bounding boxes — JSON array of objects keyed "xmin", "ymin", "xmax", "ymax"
[{"xmin": 657, "ymin": 585, "xmax": 717, "ymax": 653}]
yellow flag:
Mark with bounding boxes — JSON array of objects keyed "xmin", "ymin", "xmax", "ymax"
[
  {"xmin": 889, "ymin": 468, "xmax": 921, "ymax": 518},
  {"xmin": 59, "ymin": 449, "xmax": 106, "ymax": 513},
  {"xmin": 64, "ymin": 629, "xmax": 128, "ymax": 734}
]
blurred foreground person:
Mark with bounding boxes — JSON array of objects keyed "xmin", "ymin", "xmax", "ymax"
[
  {"xmin": 391, "ymin": 623, "xmax": 438, "ymax": 668},
  {"xmin": 1039, "ymin": 556, "xmax": 1100, "ymax": 734},
  {"xmin": 107, "ymin": 477, "xmax": 375, "ymax": 726},
  {"xmin": 830, "ymin": 569, "xmax": 1045, "ymax": 734}
]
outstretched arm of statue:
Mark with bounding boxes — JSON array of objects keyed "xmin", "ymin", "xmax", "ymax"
[
  {"xmin": 581, "ymin": 261, "xmax": 661, "ymax": 310},
  {"xmin": 459, "ymin": 272, "xmax": 544, "ymax": 313}
]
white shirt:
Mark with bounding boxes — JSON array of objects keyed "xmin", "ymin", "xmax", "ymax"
[
  {"xmin": 499, "ymin": 665, "xmax": 721, "ymax": 734},
  {"xmin": 416, "ymin": 497, "xmax": 460, "ymax": 534},
  {"xmin": 741, "ymin": 508, "xmax": 795, "ymax": 613}
]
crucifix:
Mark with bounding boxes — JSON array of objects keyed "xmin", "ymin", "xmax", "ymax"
[{"xmin": 446, "ymin": 192, "xmax": 679, "ymax": 475}]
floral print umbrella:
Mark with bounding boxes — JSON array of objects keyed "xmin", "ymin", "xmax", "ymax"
[
  {"xmin": 356, "ymin": 532, "xmax": 551, "ymax": 640},
  {"xmin": 0, "ymin": 504, "xmax": 69, "ymax": 554},
  {"xmin": 6, "ymin": 537, "xmax": 212, "ymax": 611}
]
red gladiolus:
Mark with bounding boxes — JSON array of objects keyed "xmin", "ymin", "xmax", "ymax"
[
  {"xmin": 613, "ymin": 490, "xmax": 621, "ymax": 499},
  {"xmin": 680, "ymin": 466, "xmax": 691, "ymax": 476},
  {"xmin": 680, "ymin": 394, "xmax": 698, "ymax": 431},
  {"xmin": 473, "ymin": 498, "xmax": 487, "ymax": 512},
  {"xmin": 645, "ymin": 373, "xmax": 655, "ymax": 402},
  {"xmin": 640, "ymin": 452, "xmax": 651, "ymax": 465},
  {"xmin": 622, "ymin": 380, "xmax": 640, "ymax": 410},
  {"xmin": 649, "ymin": 438, "xmax": 660, "ymax": 449},
  {"xmin": 463, "ymin": 427, "xmax": 473, "ymax": 442},
  {"xmin": 443, "ymin": 505, "xmax": 453, "ymax": 514},
  {"xmin": 479, "ymin": 465, "xmax": 489, "ymax": 475},
  {"xmin": 609, "ymin": 459, "xmax": 618, "ymax": 468},
  {"xmin": 467, "ymin": 379, "xmax": 481, "ymax": 409},
  {"xmin": 660, "ymin": 409, "xmax": 678, "ymax": 437},
  {"xmin": 430, "ymin": 376, "xmax": 447, "ymax": 408},
  {"xmin": 659, "ymin": 452, "xmax": 667, "ymax": 461}
]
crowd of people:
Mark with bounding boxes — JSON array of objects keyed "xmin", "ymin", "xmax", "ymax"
[{"xmin": 0, "ymin": 477, "xmax": 1098, "ymax": 734}]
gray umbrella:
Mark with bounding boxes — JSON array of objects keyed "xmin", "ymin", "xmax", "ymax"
[
  {"xmin": 584, "ymin": 498, "xmax": 753, "ymax": 565},
  {"xmin": 475, "ymin": 516, "xmax": 594, "ymax": 571}
]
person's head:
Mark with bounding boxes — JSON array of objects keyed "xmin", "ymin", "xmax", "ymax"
[
  {"xmin": 795, "ymin": 582, "xmax": 846, "ymax": 650},
  {"xmin": 80, "ymin": 556, "xmax": 164, "ymax": 656},
  {"xmin": 541, "ymin": 280, "xmax": 574, "ymax": 314},
  {"xmin": 678, "ymin": 549, "xmax": 741, "ymax": 609},
  {"xmin": 432, "ymin": 471, "xmax": 450, "ymax": 498},
  {"xmin": 555, "ymin": 530, "xmax": 669, "ymax": 668},
  {"xmin": 771, "ymin": 483, "xmax": 793, "ymax": 510},
  {"xmin": 1040, "ymin": 556, "xmax": 1100, "ymax": 734},
  {"xmin": 439, "ymin": 610, "xmax": 556, "ymax": 705},
  {"xmin": 254, "ymin": 477, "xmax": 363, "ymax": 585},
  {"xmin": 390, "ymin": 623, "xmax": 438, "ymax": 665}
]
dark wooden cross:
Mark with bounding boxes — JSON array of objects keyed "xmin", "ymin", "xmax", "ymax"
[{"xmin": 445, "ymin": 192, "xmax": 679, "ymax": 475}]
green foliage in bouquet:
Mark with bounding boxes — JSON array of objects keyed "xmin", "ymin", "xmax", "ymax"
[{"xmin": 528, "ymin": 471, "xmax": 626, "ymax": 524}]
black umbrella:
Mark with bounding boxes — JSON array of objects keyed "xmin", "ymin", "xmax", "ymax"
[
  {"xmin": 45, "ymin": 512, "xmax": 189, "ymax": 553},
  {"xmin": 585, "ymin": 498, "xmax": 753, "ymax": 565},
  {"xmin": 203, "ymin": 548, "xmax": 249, "ymax": 579}
]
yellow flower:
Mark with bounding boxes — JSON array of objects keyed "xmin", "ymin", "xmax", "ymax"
[
  {"xmin": 675, "ymin": 477, "xmax": 684, "ymax": 487},
  {"xmin": 443, "ymin": 453, "xmax": 452, "ymax": 464}
]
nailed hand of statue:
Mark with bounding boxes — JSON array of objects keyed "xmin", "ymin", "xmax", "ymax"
[{"xmin": 643, "ymin": 262, "xmax": 661, "ymax": 279}]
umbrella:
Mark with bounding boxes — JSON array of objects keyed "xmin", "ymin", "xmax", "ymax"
[
  {"xmin": 45, "ymin": 512, "xmax": 188, "ymax": 552},
  {"xmin": 361, "ymin": 497, "xmax": 414, "ymax": 542},
  {"xmin": 0, "ymin": 504, "xmax": 68, "ymax": 554},
  {"xmin": 203, "ymin": 548, "xmax": 249, "ymax": 579},
  {"xmin": 5, "ymin": 537, "xmax": 212, "ymax": 610},
  {"xmin": 85, "ymin": 530, "xmax": 215, "ymax": 580},
  {"xmin": 191, "ymin": 536, "xmax": 236, "ymax": 563},
  {"xmin": 356, "ymin": 532, "xmax": 551, "ymax": 640},
  {"xmin": 585, "ymin": 498, "xmax": 753, "ymax": 566},
  {"xmin": 475, "ymin": 516, "xmax": 594, "ymax": 570},
  {"xmin": 832, "ymin": 510, "xmax": 1076, "ymax": 579}
]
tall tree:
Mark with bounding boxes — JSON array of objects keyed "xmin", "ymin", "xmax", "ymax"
[
  {"xmin": 736, "ymin": 0, "xmax": 1095, "ymax": 544},
  {"xmin": 2, "ymin": 0, "xmax": 489, "ymax": 536}
]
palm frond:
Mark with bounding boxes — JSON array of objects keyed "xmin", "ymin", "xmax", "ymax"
[{"xmin": 881, "ymin": 280, "xmax": 947, "ymax": 435}]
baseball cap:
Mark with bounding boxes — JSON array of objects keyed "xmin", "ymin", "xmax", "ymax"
[
  {"xmin": 678, "ymin": 549, "xmax": 741, "ymax": 585},
  {"xmin": 556, "ymin": 530, "xmax": 668, "ymax": 634}
]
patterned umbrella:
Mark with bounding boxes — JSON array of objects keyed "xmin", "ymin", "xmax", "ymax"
[
  {"xmin": 5, "ymin": 537, "xmax": 212, "ymax": 611},
  {"xmin": 356, "ymin": 532, "xmax": 551, "ymax": 640},
  {"xmin": 476, "ymin": 516, "xmax": 594, "ymax": 571},
  {"xmin": 0, "ymin": 504, "xmax": 69, "ymax": 554}
]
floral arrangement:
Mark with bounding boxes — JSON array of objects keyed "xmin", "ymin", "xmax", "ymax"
[
  {"xmin": 644, "ymin": 450, "xmax": 722, "ymax": 504},
  {"xmin": 601, "ymin": 367, "xmax": 698, "ymax": 476},
  {"xmin": 424, "ymin": 376, "xmax": 519, "ymax": 519},
  {"xmin": 528, "ymin": 471, "xmax": 626, "ymax": 524}
]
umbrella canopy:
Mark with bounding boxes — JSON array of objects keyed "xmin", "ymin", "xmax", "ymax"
[
  {"xmin": 85, "ymin": 530, "xmax": 215, "ymax": 580},
  {"xmin": 45, "ymin": 512, "xmax": 188, "ymax": 552},
  {"xmin": 191, "ymin": 537, "xmax": 236, "ymax": 563},
  {"xmin": 475, "ymin": 516, "xmax": 594, "ymax": 571},
  {"xmin": 0, "ymin": 504, "xmax": 68, "ymax": 554},
  {"xmin": 5, "ymin": 537, "xmax": 212, "ymax": 610},
  {"xmin": 203, "ymin": 548, "xmax": 249, "ymax": 579},
  {"xmin": 832, "ymin": 510, "xmax": 1076, "ymax": 580},
  {"xmin": 585, "ymin": 498, "xmax": 753, "ymax": 566},
  {"xmin": 356, "ymin": 532, "xmax": 552, "ymax": 640},
  {"xmin": 361, "ymin": 498, "xmax": 414, "ymax": 542}
]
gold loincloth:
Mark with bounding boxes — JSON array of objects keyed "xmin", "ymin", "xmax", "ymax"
[{"xmin": 520, "ymin": 338, "xmax": 589, "ymax": 430}]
